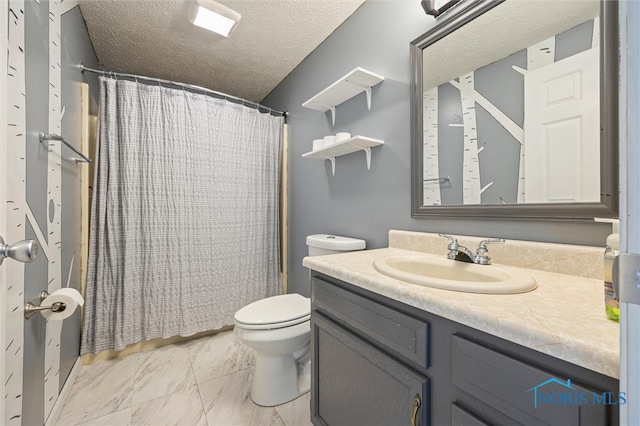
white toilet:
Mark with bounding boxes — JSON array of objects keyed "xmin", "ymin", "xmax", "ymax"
[{"xmin": 233, "ymin": 234, "xmax": 366, "ymax": 407}]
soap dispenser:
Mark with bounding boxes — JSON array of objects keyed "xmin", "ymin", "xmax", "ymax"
[{"xmin": 596, "ymin": 218, "xmax": 620, "ymax": 322}]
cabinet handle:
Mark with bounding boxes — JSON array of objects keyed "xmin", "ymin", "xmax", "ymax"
[{"xmin": 410, "ymin": 393, "xmax": 421, "ymax": 426}]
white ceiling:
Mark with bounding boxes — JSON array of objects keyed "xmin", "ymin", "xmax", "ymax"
[{"xmin": 78, "ymin": 0, "xmax": 366, "ymax": 102}]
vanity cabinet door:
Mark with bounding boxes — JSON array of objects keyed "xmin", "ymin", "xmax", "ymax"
[
  {"xmin": 311, "ymin": 313, "xmax": 429, "ymax": 426},
  {"xmin": 451, "ymin": 403, "xmax": 491, "ymax": 426},
  {"xmin": 451, "ymin": 336, "xmax": 608, "ymax": 426}
]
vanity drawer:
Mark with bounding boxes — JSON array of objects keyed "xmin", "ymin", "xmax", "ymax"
[
  {"xmin": 312, "ymin": 276, "xmax": 430, "ymax": 369},
  {"xmin": 451, "ymin": 335, "xmax": 607, "ymax": 426}
]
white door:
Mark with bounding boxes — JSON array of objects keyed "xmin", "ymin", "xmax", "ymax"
[
  {"xmin": 3, "ymin": 0, "xmax": 66, "ymax": 424},
  {"xmin": 523, "ymin": 47, "xmax": 600, "ymax": 203},
  {"xmin": 0, "ymin": 1, "xmax": 7, "ymax": 421},
  {"xmin": 618, "ymin": 2, "xmax": 640, "ymax": 423},
  {"xmin": 3, "ymin": 0, "xmax": 28, "ymax": 423}
]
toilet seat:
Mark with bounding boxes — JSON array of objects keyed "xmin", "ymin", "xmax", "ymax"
[
  {"xmin": 234, "ymin": 293, "xmax": 310, "ymax": 330},
  {"xmin": 235, "ymin": 314, "xmax": 310, "ymax": 330}
]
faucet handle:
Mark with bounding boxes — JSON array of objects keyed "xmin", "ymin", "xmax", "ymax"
[
  {"xmin": 478, "ymin": 238, "xmax": 505, "ymax": 250},
  {"xmin": 439, "ymin": 234, "xmax": 460, "ymax": 260},
  {"xmin": 438, "ymin": 233, "xmax": 458, "ymax": 247},
  {"xmin": 475, "ymin": 238, "xmax": 505, "ymax": 265}
]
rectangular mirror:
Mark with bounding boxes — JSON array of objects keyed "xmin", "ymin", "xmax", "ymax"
[{"xmin": 410, "ymin": 0, "xmax": 618, "ymax": 219}]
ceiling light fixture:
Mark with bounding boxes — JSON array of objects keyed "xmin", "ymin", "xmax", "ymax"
[{"xmin": 189, "ymin": 0, "xmax": 241, "ymax": 37}]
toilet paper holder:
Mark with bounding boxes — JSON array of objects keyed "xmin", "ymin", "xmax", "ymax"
[{"xmin": 24, "ymin": 291, "xmax": 67, "ymax": 320}]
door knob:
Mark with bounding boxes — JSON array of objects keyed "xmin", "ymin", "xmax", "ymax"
[{"xmin": 0, "ymin": 236, "xmax": 39, "ymax": 265}]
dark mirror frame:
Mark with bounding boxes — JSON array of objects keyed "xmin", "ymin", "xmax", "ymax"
[{"xmin": 410, "ymin": 0, "xmax": 619, "ymax": 220}]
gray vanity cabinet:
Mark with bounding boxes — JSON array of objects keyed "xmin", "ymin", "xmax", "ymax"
[
  {"xmin": 312, "ymin": 314, "xmax": 428, "ymax": 426},
  {"xmin": 310, "ymin": 272, "xmax": 620, "ymax": 426}
]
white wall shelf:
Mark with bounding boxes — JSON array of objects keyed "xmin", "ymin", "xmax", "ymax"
[
  {"xmin": 302, "ymin": 68, "xmax": 384, "ymax": 125},
  {"xmin": 302, "ymin": 135, "xmax": 384, "ymax": 176}
]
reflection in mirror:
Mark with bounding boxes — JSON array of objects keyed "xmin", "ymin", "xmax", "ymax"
[{"xmin": 410, "ymin": 0, "xmax": 618, "ymax": 219}]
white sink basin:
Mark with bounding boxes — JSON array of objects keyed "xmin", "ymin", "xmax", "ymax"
[{"xmin": 373, "ymin": 254, "xmax": 537, "ymax": 294}]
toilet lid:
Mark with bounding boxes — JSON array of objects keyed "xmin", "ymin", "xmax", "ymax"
[{"xmin": 234, "ymin": 293, "xmax": 310, "ymax": 327}]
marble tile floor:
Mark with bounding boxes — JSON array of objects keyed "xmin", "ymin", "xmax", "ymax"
[{"xmin": 56, "ymin": 331, "xmax": 312, "ymax": 426}]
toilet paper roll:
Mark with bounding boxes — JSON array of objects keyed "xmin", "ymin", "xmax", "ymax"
[
  {"xmin": 335, "ymin": 132, "xmax": 351, "ymax": 142},
  {"xmin": 323, "ymin": 135, "xmax": 336, "ymax": 146},
  {"xmin": 40, "ymin": 288, "xmax": 84, "ymax": 320},
  {"xmin": 312, "ymin": 139, "xmax": 324, "ymax": 151},
  {"xmin": 54, "ymin": 288, "xmax": 85, "ymax": 306}
]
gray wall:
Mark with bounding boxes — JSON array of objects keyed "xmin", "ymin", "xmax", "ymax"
[
  {"xmin": 60, "ymin": 4, "xmax": 99, "ymax": 392},
  {"xmin": 262, "ymin": 0, "xmax": 611, "ymax": 297}
]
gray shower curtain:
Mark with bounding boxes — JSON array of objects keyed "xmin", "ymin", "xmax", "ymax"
[{"xmin": 81, "ymin": 77, "xmax": 283, "ymax": 354}]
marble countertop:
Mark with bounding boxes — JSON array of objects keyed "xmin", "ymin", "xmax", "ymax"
[{"xmin": 303, "ymin": 247, "xmax": 620, "ymax": 379}]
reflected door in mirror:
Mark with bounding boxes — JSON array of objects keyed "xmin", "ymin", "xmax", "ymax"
[{"xmin": 524, "ymin": 47, "xmax": 599, "ymax": 204}]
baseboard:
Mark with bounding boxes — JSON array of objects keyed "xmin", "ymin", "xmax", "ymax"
[{"xmin": 45, "ymin": 356, "xmax": 82, "ymax": 426}]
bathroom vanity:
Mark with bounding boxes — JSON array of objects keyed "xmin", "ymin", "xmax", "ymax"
[{"xmin": 304, "ymin": 231, "xmax": 621, "ymax": 426}]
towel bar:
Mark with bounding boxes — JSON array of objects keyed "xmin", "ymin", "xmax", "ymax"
[
  {"xmin": 424, "ymin": 176, "xmax": 450, "ymax": 183},
  {"xmin": 39, "ymin": 131, "xmax": 92, "ymax": 163}
]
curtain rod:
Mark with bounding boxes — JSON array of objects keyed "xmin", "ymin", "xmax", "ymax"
[{"xmin": 79, "ymin": 64, "xmax": 288, "ymax": 118}]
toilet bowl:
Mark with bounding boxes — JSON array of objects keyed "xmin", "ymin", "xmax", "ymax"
[
  {"xmin": 233, "ymin": 234, "xmax": 366, "ymax": 407},
  {"xmin": 234, "ymin": 293, "xmax": 311, "ymax": 406}
]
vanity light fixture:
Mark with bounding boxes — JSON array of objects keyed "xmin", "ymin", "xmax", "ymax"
[
  {"xmin": 421, "ymin": 0, "xmax": 461, "ymax": 17},
  {"xmin": 188, "ymin": 0, "xmax": 241, "ymax": 37}
]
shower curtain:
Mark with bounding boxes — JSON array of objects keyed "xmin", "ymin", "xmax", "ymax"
[{"xmin": 81, "ymin": 77, "xmax": 283, "ymax": 354}]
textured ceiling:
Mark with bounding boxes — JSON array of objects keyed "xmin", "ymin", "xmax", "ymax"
[
  {"xmin": 422, "ymin": 0, "xmax": 599, "ymax": 89},
  {"xmin": 79, "ymin": 0, "xmax": 365, "ymax": 102}
]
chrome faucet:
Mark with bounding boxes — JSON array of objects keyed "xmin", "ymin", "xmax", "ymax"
[
  {"xmin": 439, "ymin": 234, "xmax": 474, "ymax": 263},
  {"xmin": 438, "ymin": 234, "xmax": 505, "ymax": 265}
]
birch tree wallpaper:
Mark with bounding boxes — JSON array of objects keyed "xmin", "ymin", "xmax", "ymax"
[{"xmin": 422, "ymin": 19, "xmax": 598, "ymax": 206}]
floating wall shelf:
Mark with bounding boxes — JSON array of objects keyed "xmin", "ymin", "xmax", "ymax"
[
  {"xmin": 302, "ymin": 68, "xmax": 384, "ymax": 125},
  {"xmin": 302, "ymin": 135, "xmax": 384, "ymax": 176}
]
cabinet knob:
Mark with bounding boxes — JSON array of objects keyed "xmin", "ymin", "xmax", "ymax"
[{"xmin": 411, "ymin": 393, "xmax": 422, "ymax": 426}]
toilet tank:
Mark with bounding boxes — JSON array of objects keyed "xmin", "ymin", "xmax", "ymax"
[{"xmin": 306, "ymin": 234, "xmax": 366, "ymax": 257}]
